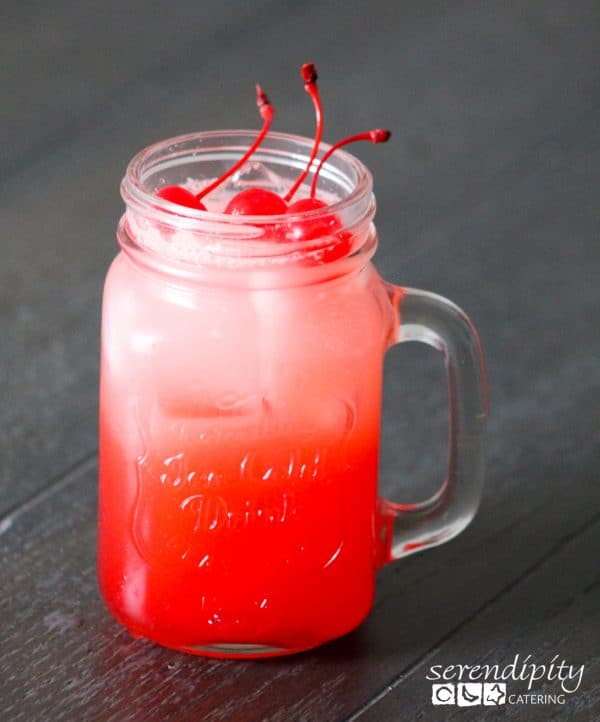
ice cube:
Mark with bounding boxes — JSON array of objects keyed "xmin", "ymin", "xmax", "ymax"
[{"xmin": 224, "ymin": 161, "xmax": 288, "ymax": 196}]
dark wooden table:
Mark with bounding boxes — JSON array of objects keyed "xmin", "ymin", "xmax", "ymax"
[{"xmin": 1, "ymin": 2, "xmax": 598, "ymax": 720}]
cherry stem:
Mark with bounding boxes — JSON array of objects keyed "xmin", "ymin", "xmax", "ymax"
[
  {"xmin": 284, "ymin": 63, "xmax": 323, "ymax": 202},
  {"xmin": 195, "ymin": 84, "xmax": 274, "ymax": 202},
  {"xmin": 309, "ymin": 129, "xmax": 391, "ymax": 198}
]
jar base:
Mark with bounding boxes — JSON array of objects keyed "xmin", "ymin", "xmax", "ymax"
[
  {"xmin": 128, "ymin": 631, "xmax": 320, "ymax": 658},
  {"xmin": 180, "ymin": 642, "xmax": 315, "ymax": 659}
]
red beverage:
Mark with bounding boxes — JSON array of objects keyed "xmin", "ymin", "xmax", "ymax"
[
  {"xmin": 98, "ymin": 174, "xmax": 392, "ymax": 654},
  {"xmin": 98, "ymin": 127, "xmax": 487, "ymax": 658},
  {"xmin": 99, "ymin": 400, "xmax": 381, "ymax": 654}
]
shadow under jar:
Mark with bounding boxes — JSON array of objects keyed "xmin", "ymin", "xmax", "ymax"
[{"xmin": 98, "ymin": 131, "xmax": 488, "ymax": 658}]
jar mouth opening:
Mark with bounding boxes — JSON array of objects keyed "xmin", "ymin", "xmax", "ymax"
[{"xmin": 122, "ymin": 129, "xmax": 374, "ymax": 228}]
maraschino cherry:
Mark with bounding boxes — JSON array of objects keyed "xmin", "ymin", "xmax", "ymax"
[
  {"xmin": 222, "ymin": 87, "xmax": 287, "ymax": 215},
  {"xmin": 156, "ymin": 84, "xmax": 276, "ymax": 212},
  {"xmin": 156, "ymin": 184, "xmax": 206, "ymax": 211},
  {"xmin": 225, "ymin": 187, "xmax": 287, "ymax": 216},
  {"xmin": 224, "ymin": 62, "xmax": 323, "ymax": 219},
  {"xmin": 286, "ymin": 129, "xmax": 391, "ymax": 242},
  {"xmin": 154, "ymin": 62, "xmax": 391, "ymax": 264},
  {"xmin": 286, "ymin": 129, "xmax": 389, "ymax": 261},
  {"xmin": 201, "ymin": 85, "xmax": 283, "ymax": 215}
]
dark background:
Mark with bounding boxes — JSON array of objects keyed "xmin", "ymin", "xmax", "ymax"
[{"xmin": 1, "ymin": 1, "xmax": 598, "ymax": 720}]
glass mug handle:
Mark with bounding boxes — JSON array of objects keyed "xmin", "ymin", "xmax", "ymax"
[{"xmin": 377, "ymin": 284, "xmax": 489, "ymax": 565}]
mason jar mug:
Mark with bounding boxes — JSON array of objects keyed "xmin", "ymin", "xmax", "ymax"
[{"xmin": 97, "ymin": 131, "xmax": 488, "ymax": 658}]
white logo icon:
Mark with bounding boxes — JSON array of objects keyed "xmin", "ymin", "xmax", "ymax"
[
  {"xmin": 431, "ymin": 684, "xmax": 455, "ymax": 705},
  {"xmin": 483, "ymin": 682, "xmax": 507, "ymax": 705},
  {"xmin": 457, "ymin": 683, "xmax": 482, "ymax": 706},
  {"xmin": 432, "ymin": 681, "xmax": 507, "ymax": 706}
]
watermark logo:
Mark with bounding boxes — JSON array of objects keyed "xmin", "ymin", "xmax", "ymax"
[
  {"xmin": 432, "ymin": 683, "xmax": 506, "ymax": 706},
  {"xmin": 427, "ymin": 655, "xmax": 583, "ymax": 707},
  {"xmin": 431, "ymin": 684, "xmax": 455, "ymax": 705},
  {"xmin": 483, "ymin": 683, "xmax": 507, "ymax": 705},
  {"xmin": 457, "ymin": 683, "xmax": 482, "ymax": 706}
]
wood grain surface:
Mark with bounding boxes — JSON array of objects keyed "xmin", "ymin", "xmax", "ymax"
[{"xmin": 1, "ymin": 1, "xmax": 598, "ymax": 720}]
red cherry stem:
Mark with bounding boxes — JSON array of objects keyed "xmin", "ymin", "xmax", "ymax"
[
  {"xmin": 195, "ymin": 84, "xmax": 274, "ymax": 202},
  {"xmin": 284, "ymin": 63, "xmax": 323, "ymax": 203},
  {"xmin": 310, "ymin": 129, "xmax": 391, "ymax": 198}
]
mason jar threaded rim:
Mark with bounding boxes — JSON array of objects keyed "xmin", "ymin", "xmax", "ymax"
[
  {"xmin": 118, "ymin": 131, "xmax": 378, "ymax": 284},
  {"xmin": 122, "ymin": 129, "xmax": 375, "ymax": 229}
]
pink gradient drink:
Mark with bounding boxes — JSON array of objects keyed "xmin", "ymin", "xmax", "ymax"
[{"xmin": 98, "ymin": 132, "xmax": 488, "ymax": 657}]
